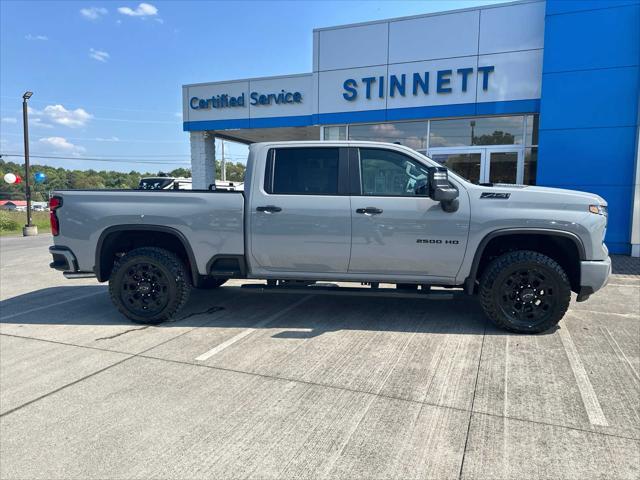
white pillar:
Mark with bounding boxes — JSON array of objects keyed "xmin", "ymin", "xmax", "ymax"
[
  {"xmin": 189, "ymin": 131, "xmax": 215, "ymax": 190},
  {"xmin": 631, "ymin": 123, "xmax": 640, "ymax": 257}
]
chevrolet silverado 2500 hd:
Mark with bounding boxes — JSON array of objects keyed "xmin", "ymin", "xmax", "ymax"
[{"xmin": 48, "ymin": 141, "xmax": 611, "ymax": 333}]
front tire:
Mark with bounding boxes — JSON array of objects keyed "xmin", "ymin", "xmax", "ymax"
[
  {"xmin": 109, "ymin": 247, "xmax": 191, "ymax": 324},
  {"xmin": 479, "ymin": 250, "xmax": 571, "ymax": 333}
]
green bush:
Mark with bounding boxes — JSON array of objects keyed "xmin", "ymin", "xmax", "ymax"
[{"xmin": 0, "ymin": 211, "xmax": 20, "ymax": 232}]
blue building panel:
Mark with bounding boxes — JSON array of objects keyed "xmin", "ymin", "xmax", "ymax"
[
  {"xmin": 543, "ymin": 4, "xmax": 640, "ymax": 73},
  {"xmin": 539, "ymin": 66, "xmax": 640, "ymax": 130},
  {"xmin": 546, "ymin": 0, "xmax": 639, "ymax": 15},
  {"xmin": 538, "ymin": 0, "xmax": 640, "ymax": 254}
]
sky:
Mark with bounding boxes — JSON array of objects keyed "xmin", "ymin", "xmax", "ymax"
[{"xmin": 0, "ymin": 0, "xmax": 505, "ymax": 173}]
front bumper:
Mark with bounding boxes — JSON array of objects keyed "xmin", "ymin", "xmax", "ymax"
[{"xmin": 577, "ymin": 256, "xmax": 612, "ymax": 301}]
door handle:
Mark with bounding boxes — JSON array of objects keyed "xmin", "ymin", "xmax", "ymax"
[
  {"xmin": 356, "ymin": 207, "xmax": 383, "ymax": 215},
  {"xmin": 256, "ymin": 205, "xmax": 282, "ymax": 213}
]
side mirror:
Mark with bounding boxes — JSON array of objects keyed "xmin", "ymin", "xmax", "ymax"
[{"xmin": 427, "ymin": 167, "xmax": 459, "ymax": 212}]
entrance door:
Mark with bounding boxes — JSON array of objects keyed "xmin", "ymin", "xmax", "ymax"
[
  {"xmin": 485, "ymin": 148, "xmax": 522, "ymax": 184},
  {"xmin": 428, "ymin": 146, "xmax": 523, "ymax": 184},
  {"xmin": 429, "ymin": 149, "xmax": 483, "ymax": 184}
]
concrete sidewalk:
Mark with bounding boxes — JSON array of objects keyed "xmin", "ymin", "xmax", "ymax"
[{"xmin": 1, "ymin": 235, "xmax": 638, "ymax": 479}]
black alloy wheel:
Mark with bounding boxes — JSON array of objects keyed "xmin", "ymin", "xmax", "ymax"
[
  {"xmin": 109, "ymin": 247, "xmax": 191, "ymax": 324},
  {"xmin": 121, "ymin": 262, "xmax": 171, "ymax": 317},
  {"xmin": 496, "ymin": 266, "xmax": 559, "ymax": 328},
  {"xmin": 479, "ymin": 250, "xmax": 571, "ymax": 333}
]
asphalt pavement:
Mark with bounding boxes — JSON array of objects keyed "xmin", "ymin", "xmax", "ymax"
[{"xmin": 0, "ymin": 234, "xmax": 638, "ymax": 479}]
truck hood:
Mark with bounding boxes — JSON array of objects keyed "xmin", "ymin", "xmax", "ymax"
[{"xmin": 477, "ymin": 184, "xmax": 607, "ymax": 206}]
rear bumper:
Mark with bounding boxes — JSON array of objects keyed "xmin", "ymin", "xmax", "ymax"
[
  {"xmin": 49, "ymin": 246, "xmax": 78, "ymax": 272},
  {"xmin": 49, "ymin": 246, "xmax": 96, "ymax": 278},
  {"xmin": 577, "ymin": 256, "xmax": 612, "ymax": 301}
]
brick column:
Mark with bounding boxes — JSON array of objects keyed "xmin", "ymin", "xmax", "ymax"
[{"xmin": 189, "ymin": 131, "xmax": 216, "ymax": 190}]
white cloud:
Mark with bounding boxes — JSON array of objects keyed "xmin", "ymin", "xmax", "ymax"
[
  {"xmin": 95, "ymin": 136, "xmax": 120, "ymax": 142},
  {"xmin": 89, "ymin": 48, "xmax": 110, "ymax": 63},
  {"xmin": 25, "ymin": 34, "xmax": 48, "ymax": 41},
  {"xmin": 1, "ymin": 117, "xmax": 17, "ymax": 124},
  {"xmin": 43, "ymin": 105, "xmax": 93, "ymax": 127},
  {"xmin": 30, "ymin": 118, "xmax": 54, "ymax": 129},
  {"xmin": 80, "ymin": 7, "xmax": 108, "ymax": 20},
  {"xmin": 38, "ymin": 137, "xmax": 86, "ymax": 155},
  {"xmin": 117, "ymin": 3, "xmax": 158, "ymax": 17},
  {"xmin": 27, "ymin": 104, "xmax": 93, "ymax": 128}
]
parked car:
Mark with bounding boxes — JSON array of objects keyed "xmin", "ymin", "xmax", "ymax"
[
  {"xmin": 48, "ymin": 141, "xmax": 611, "ymax": 333},
  {"xmin": 138, "ymin": 176, "xmax": 242, "ymax": 191}
]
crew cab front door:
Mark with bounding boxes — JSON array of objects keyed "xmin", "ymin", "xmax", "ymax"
[
  {"xmin": 249, "ymin": 146, "xmax": 351, "ymax": 274},
  {"xmin": 348, "ymin": 147, "xmax": 469, "ymax": 279}
]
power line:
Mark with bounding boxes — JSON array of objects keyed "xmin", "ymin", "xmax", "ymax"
[
  {"xmin": 0, "ymin": 153, "xmax": 190, "ymax": 165},
  {"xmin": 0, "ymin": 95, "xmax": 180, "ymax": 116},
  {"xmin": 2, "ymin": 150, "xmax": 190, "ymax": 159},
  {"xmin": 0, "ymin": 132, "xmax": 188, "ymax": 144}
]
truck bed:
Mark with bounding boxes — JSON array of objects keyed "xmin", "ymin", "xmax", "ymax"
[{"xmin": 53, "ymin": 189, "xmax": 245, "ymax": 276}]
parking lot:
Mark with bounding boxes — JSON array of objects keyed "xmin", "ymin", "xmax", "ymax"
[{"xmin": 0, "ymin": 234, "xmax": 638, "ymax": 479}]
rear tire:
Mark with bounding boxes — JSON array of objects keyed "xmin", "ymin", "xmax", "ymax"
[
  {"xmin": 109, "ymin": 247, "xmax": 191, "ymax": 324},
  {"xmin": 479, "ymin": 250, "xmax": 570, "ymax": 333}
]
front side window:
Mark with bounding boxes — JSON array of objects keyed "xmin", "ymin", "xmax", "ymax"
[
  {"xmin": 271, "ymin": 148, "xmax": 339, "ymax": 195},
  {"xmin": 359, "ymin": 148, "xmax": 429, "ymax": 196}
]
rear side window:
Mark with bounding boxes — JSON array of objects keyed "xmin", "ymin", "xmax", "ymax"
[{"xmin": 270, "ymin": 148, "xmax": 339, "ymax": 195}]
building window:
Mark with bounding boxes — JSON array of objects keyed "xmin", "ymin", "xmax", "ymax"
[
  {"xmin": 271, "ymin": 147, "xmax": 339, "ymax": 195},
  {"xmin": 348, "ymin": 121, "xmax": 428, "ymax": 150},
  {"xmin": 323, "ymin": 126, "xmax": 346, "ymax": 140},
  {"xmin": 429, "ymin": 116, "xmax": 525, "ymax": 147}
]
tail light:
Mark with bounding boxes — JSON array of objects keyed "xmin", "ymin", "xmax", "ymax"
[{"xmin": 49, "ymin": 196, "xmax": 62, "ymax": 236}]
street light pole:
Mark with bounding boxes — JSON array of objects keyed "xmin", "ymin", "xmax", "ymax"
[{"xmin": 22, "ymin": 91, "xmax": 37, "ymax": 236}]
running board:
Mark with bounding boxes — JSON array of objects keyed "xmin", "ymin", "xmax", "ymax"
[
  {"xmin": 63, "ymin": 272, "xmax": 96, "ymax": 279},
  {"xmin": 240, "ymin": 283, "xmax": 458, "ymax": 300}
]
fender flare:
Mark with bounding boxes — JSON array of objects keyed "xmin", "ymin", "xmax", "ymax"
[
  {"xmin": 463, "ymin": 228, "xmax": 586, "ymax": 294},
  {"xmin": 94, "ymin": 224, "xmax": 199, "ymax": 285}
]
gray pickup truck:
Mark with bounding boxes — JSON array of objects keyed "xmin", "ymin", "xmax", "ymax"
[{"xmin": 49, "ymin": 141, "xmax": 611, "ymax": 333}]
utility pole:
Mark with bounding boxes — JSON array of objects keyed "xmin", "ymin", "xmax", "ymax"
[
  {"xmin": 220, "ymin": 139, "xmax": 227, "ymax": 182},
  {"xmin": 22, "ymin": 91, "xmax": 37, "ymax": 236}
]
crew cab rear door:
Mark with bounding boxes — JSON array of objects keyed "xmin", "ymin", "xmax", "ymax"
[
  {"xmin": 348, "ymin": 147, "xmax": 469, "ymax": 279},
  {"xmin": 249, "ymin": 146, "xmax": 351, "ymax": 273}
]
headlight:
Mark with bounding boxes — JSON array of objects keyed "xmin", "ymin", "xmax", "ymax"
[{"xmin": 589, "ymin": 204, "xmax": 607, "ymax": 216}]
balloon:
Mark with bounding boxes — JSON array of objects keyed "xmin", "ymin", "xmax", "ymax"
[
  {"xmin": 34, "ymin": 172, "xmax": 46, "ymax": 183},
  {"xmin": 14, "ymin": 175, "xmax": 22, "ymax": 184},
  {"xmin": 3, "ymin": 173, "xmax": 16, "ymax": 184}
]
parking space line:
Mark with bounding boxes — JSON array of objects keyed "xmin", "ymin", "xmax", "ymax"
[
  {"xmin": 558, "ymin": 324, "xmax": 608, "ymax": 426},
  {"xmin": 0, "ymin": 290, "xmax": 104, "ymax": 321},
  {"xmin": 195, "ymin": 295, "xmax": 312, "ymax": 361}
]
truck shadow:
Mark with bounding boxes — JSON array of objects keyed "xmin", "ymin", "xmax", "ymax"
[{"xmin": 0, "ymin": 284, "xmax": 556, "ymax": 336}]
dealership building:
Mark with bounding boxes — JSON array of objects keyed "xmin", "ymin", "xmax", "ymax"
[{"xmin": 182, "ymin": 0, "xmax": 640, "ymax": 256}]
